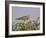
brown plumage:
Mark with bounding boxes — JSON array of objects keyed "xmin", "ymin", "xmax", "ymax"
[{"xmin": 16, "ymin": 16, "xmax": 30, "ymax": 21}]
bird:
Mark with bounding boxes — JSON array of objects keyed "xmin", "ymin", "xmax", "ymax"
[{"xmin": 16, "ymin": 15, "xmax": 30, "ymax": 21}]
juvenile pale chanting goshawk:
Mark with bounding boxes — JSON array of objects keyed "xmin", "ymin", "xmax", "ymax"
[{"xmin": 16, "ymin": 16, "xmax": 30, "ymax": 21}]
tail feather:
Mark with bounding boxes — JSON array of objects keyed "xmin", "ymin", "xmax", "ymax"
[{"xmin": 16, "ymin": 18, "xmax": 21, "ymax": 20}]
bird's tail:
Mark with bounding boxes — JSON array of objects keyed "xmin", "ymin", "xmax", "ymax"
[{"xmin": 16, "ymin": 18, "xmax": 21, "ymax": 20}]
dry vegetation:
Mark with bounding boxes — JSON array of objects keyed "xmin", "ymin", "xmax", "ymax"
[{"xmin": 12, "ymin": 17, "xmax": 40, "ymax": 31}]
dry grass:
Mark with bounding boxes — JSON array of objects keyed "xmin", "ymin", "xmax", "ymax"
[{"xmin": 12, "ymin": 17, "xmax": 40, "ymax": 31}]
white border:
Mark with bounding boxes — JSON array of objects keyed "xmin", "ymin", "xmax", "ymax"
[{"xmin": 9, "ymin": 4, "xmax": 43, "ymax": 35}]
